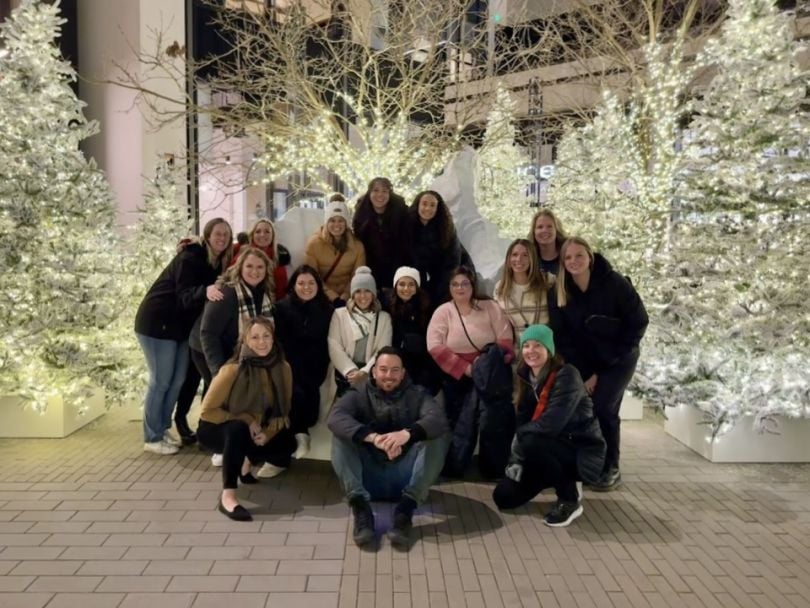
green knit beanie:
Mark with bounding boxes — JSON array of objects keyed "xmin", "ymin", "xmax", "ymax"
[{"xmin": 519, "ymin": 324, "xmax": 555, "ymax": 356}]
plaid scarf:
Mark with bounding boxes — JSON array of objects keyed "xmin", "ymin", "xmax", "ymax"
[{"xmin": 235, "ymin": 280, "xmax": 274, "ymax": 336}]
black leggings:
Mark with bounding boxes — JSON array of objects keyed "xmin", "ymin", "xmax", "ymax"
[
  {"xmin": 197, "ymin": 420, "xmax": 295, "ymax": 489},
  {"xmin": 493, "ymin": 435, "xmax": 580, "ymax": 510},
  {"xmin": 289, "ymin": 382, "xmax": 320, "ymax": 435},
  {"xmin": 174, "ymin": 347, "xmax": 200, "ymax": 424}
]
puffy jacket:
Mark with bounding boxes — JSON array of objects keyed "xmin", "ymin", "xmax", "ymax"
[
  {"xmin": 405, "ymin": 213, "xmax": 464, "ymax": 306},
  {"xmin": 443, "ymin": 343, "xmax": 515, "ymax": 479},
  {"xmin": 511, "ymin": 363, "xmax": 606, "ymax": 484},
  {"xmin": 327, "ymin": 376, "xmax": 449, "ymax": 460},
  {"xmin": 548, "ymin": 253, "xmax": 648, "ymax": 380},
  {"xmin": 304, "ymin": 230, "xmax": 366, "ymax": 302}
]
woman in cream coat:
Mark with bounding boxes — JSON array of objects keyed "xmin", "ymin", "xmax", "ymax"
[{"xmin": 328, "ymin": 266, "xmax": 392, "ymax": 399}]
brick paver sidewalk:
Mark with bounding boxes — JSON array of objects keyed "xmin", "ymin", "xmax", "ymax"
[{"xmin": 1, "ymin": 408, "xmax": 808, "ymax": 608}]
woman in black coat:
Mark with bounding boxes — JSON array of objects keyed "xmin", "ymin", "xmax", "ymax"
[
  {"xmin": 493, "ymin": 324, "xmax": 605, "ymax": 528},
  {"xmin": 382, "ymin": 266, "xmax": 441, "ymax": 395},
  {"xmin": 352, "ymin": 177, "xmax": 409, "ymax": 288},
  {"xmin": 406, "ymin": 190, "xmax": 464, "ymax": 307},
  {"xmin": 548, "ymin": 237, "xmax": 648, "ymax": 491},
  {"xmin": 134, "ymin": 217, "xmax": 233, "ymax": 455},
  {"xmin": 274, "ymin": 264, "xmax": 334, "ymax": 460}
]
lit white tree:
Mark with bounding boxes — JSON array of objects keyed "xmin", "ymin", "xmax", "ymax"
[
  {"xmin": 639, "ymin": 0, "xmax": 810, "ymax": 432},
  {"xmin": 475, "ymin": 84, "xmax": 533, "ymax": 237},
  {"xmin": 0, "ymin": 0, "xmax": 128, "ymax": 411}
]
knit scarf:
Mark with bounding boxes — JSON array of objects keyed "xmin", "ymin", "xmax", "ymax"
[
  {"xmin": 235, "ymin": 280, "xmax": 274, "ymax": 336},
  {"xmin": 226, "ymin": 344, "xmax": 290, "ymax": 437},
  {"xmin": 349, "ymin": 306, "xmax": 376, "ymax": 342}
]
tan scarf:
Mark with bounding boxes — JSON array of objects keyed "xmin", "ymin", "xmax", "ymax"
[{"xmin": 226, "ymin": 343, "xmax": 290, "ymax": 437}]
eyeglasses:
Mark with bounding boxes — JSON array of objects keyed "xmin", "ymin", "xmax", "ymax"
[{"xmin": 450, "ymin": 281, "xmax": 471, "ymax": 289}]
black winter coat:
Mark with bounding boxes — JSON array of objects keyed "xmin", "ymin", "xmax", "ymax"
[
  {"xmin": 512, "ymin": 363, "xmax": 606, "ymax": 484},
  {"xmin": 274, "ymin": 295, "xmax": 333, "ymax": 388},
  {"xmin": 444, "ymin": 343, "xmax": 515, "ymax": 479},
  {"xmin": 406, "ymin": 214, "xmax": 464, "ymax": 306},
  {"xmin": 198, "ymin": 283, "xmax": 269, "ymax": 376},
  {"xmin": 134, "ymin": 243, "xmax": 222, "ymax": 342},
  {"xmin": 353, "ymin": 195, "xmax": 409, "ymax": 288},
  {"xmin": 548, "ymin": 253, "xmax": 648, "ymax": 380}
]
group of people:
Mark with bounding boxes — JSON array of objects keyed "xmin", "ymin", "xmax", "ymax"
[{"xmin": 134, "ymin": 177, "xmax": 648, "ymax": 548}]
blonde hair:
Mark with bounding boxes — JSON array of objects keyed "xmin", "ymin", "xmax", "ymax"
[
  {"xmin": 495, "ymin": 238, "xmax": 547, "ymax": 299},
  {"xmin": 555, "ymin": 236, "xmax": 594, "ymax": 307},
  {"xmin": 529, "ymin": 208, "xmax": 568, "ymax": 254},
  {"xmin": 248, "ymin": 219, "xmax": 277, "ymax": 259},
  {"xmin": 223, "ymin": 246, "xmax": 276, "ymax": 302}
]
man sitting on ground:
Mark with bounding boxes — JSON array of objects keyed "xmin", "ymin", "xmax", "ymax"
[{"xmin": 328, "ymin": 346, "xmax": 449, "ymax": 549}]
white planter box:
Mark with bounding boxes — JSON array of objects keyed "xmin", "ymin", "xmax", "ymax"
[
  {"xmin": 620, "ymin": 392, "xmax": 644, "ymax": 420},
  {"xmin": 665, "ymin": 403, "xmax": 810, "ymax": 463},
  {"xmin": 0, "ymin": 388, "xmax": 106, "ymax": 438}
]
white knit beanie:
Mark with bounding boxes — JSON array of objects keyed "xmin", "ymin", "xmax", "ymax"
[
  {"xmin": 350, "ymin": 266, "xmax": 377, "ymax": 296},
  {"xmin": 324, "ymin": 200, "xmax": 350, "ymax": 224},
  {"xmin": 393, "ymin": 266, "xmax": 421, "ymax": 288}
]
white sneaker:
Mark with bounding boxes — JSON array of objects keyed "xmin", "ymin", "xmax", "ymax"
[
  {"xmin": 144, "ymin": 440, "xmax": 179, "ymax": 455},
  {"xmin": 256, "ymin": 462, "xmax": 286, "ymax": 478},
  {"xmin": 211, "ymin": 453, "xmax": 223, "ymax": 467},
  {"xmin": 292, "ymin": 433, "xmax": 311, "ymax": 460},
  {"xmin": 163, "ymin": 431, "xmax": 182, "ymax": 447}
]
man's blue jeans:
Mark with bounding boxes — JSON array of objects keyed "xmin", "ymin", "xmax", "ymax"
[
  {"xmin": 136, "ymin": 333, "xmax": 189, "ymax": 443},
  {"xmin": 331, "ymin": 434, "xmax": 450, "ymax": 505}
]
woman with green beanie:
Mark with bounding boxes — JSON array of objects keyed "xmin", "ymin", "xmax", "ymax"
[{"xmin": 492, "ymin": 324, "xmax": 606, "ymax": 527}]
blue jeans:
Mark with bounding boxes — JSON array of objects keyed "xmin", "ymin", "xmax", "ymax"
[
  {"xmin": 331, "ymin": 434, "xmax": 449, "ymax": 505},
  {"xmin": 137, "ymin": 333, "xmax": 189, "ymax": 443}
]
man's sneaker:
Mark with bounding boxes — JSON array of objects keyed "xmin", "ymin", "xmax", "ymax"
[
  {"xmin": 544, "ymin": 501, "xmax": 583, "ymax": 528},
  {"xmin": 163, "ymin": 431, "xmax": 182, "ymax": 448},
  {"xmin": 211, "ymin": 453, "xmax": 223, "ymax": 467},
  {"xmin": 388, "ymin": 496, "xmax": 417, "ymax": 549},
  {"xmin": 589, "ymin": 467, "xmax": 622, "ymax": 492},
  {"xmin": 292, "ymin": 433, "xmax": 311, "ymax": 460},
  {"xmin": 256, "ymin": 462, "xmax": 286, "ymax": 479},
  {"xmin": 349, "ymin": 496, "xmax": 375, "ymax": 547},
  {"xmin": 144, "ymin": 440, "xmax": 179, "ymax": 455}
]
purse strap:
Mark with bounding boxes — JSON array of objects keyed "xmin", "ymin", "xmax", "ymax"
[
  {"xmin": 453, "ymin": 301, "xmax": 482, "ymax": 353},
  {"xmin": 321, "ymin": 250, "xmax": 345, "ymax": 283},
  {"xmin": 531, "ymin": 369, "xmax": 559, "ymax": 422}
]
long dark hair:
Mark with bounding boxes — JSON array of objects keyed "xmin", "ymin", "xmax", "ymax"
[
  {"xmin": 384, "ymin": 285, "xmax": 431, "ymax": 331},
  {"xmin": 354, "ymin": 177, "xmax": 407, "ymax": 232},
  {"xmin": 409, "ymin": 190, "xmax": 456, "ymax": 249},
  {"xmin": 287, "ymin": 264, "xmax": 331, "ymax": 307}
]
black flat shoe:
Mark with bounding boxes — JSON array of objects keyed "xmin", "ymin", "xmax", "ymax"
[
  {"xmin": 217, "ymin": 500, "xmax": 252, "ymax": 521},
  {"xmin": 239, "ymin": 472, "xmax": 258, "ymax": 485}
]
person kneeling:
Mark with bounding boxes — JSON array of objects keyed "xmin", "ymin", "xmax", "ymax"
[
  {"xmin": 197, "ymin": 317, "xmax": 295, "ymax": 522},
  {"xmin": 328, "ymin": 346, "xmax": 449, "ymax": 549},
  {"xmin": 493, "ymin": 325, "xmax": 606, "ymax": 527}
]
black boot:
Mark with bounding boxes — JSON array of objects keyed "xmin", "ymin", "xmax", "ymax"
[
  {"xmin": 175, "ymin": 416, "xmax": 197, "ymax": 446},
  {"xmin": 388, "ymin": 496, "xmax": 416, "ymax": 549},
  {"xmin": 349, "ymin": 496, "xmax": 375, "ymax": 547},
  {"xmin": 589, "ymin": 466, "xmax": 621, "ymax": 492}
]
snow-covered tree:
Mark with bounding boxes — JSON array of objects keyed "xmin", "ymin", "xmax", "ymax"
[
  {"xmin": 475, "ymin": 84, "xmax": 533, "ymax": 237},
  {"xmin": 0, "ymin": 0, "xmax": 128, "ymax": 411},
  {"xmin": 639, "ymin": 0, "xmax": 810, "ymax": 432},
  {"xmin": 551, "ymin": 37, "xmax": 694, "ymax": 279},
  {"xmin": 129, "ymin": 160, "xmax": 193, "ymax": 298}
]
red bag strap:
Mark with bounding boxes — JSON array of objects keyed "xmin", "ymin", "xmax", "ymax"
[{"xmin": 531, "ymin": 369, "xmax": 558, "ymax": 422}]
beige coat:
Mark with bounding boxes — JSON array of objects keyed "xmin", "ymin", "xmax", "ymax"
[{"xmin": 304, "ymin": 230, "xmax": 366, "ymax": 302}]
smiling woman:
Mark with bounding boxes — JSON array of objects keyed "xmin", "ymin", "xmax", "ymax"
[{"xmin": 134, "ymin": 217, "xmax": 234, "ymax": 456}]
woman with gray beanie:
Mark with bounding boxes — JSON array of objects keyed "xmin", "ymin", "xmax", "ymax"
[{"xmin": 327, "ymin": 266, "xmax": 392, "ymax": 399}]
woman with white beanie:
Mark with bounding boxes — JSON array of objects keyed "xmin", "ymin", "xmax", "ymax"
[
  {"xmin": 383, "ymin": 266, "xmax": 441, "ymax": 395},
  {"xmin": 304, "ymin": 199, "xmax": 366, "ymax": 307},
  {"xmin": 327, "ymin": 266, "xmax": 392, "ymax": 398}
]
